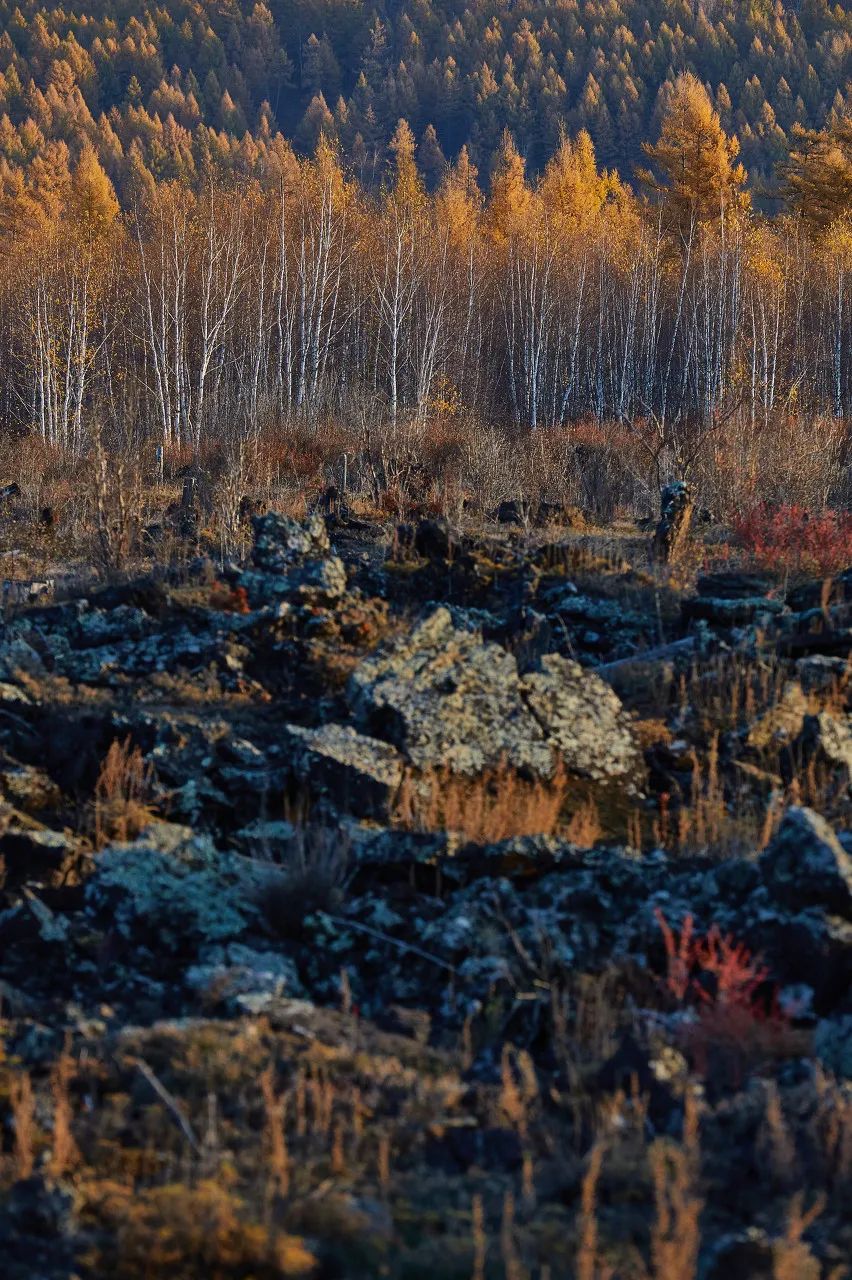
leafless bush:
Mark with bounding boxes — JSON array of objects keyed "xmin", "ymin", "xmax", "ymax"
[
  {"xmin": 258, "ymin": 821, "xmax": 351, "ymax": 938},
  {"xmin": 91, "ymin": 439, "xmax": 144, "ymax": 576}
]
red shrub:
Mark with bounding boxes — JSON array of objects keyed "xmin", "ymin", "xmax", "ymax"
[
  {"xmin": 655, "ymin": 909, "xmax": 769, "ymax": 1010},
  {"xmin": 732, "ymin": 502, "xmax": 852, "ymax": 578},
  {"xmin": 654, "ymin": 909, "xmax": 794, "ymax": 1084},
  {"xmin": 209, "ymin": 583, "xmax": 250, "ymax": 614}
]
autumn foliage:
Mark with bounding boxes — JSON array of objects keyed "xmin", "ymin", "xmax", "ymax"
[
  {"xmin": 732, "ymin": 504, "xmax": 852, "ymax": 578},
  {"xmin": 655, "ymin": 909, "xmax": 798, "ymax": 1084}
]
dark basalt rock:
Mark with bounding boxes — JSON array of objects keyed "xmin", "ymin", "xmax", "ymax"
[
  {"xmin": 696, "ymin": 571, "xmax": 775, "ymax": 599},
  {"xmin": 682, "ymin": 594, "xmax": 785, "ymax": 624},
  {"xmin": 760, "ymin": 806, "xmax": 852, "ymax": 917}
]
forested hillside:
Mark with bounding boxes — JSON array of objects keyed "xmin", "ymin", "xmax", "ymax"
[{"xmin": 2, "ymin": 0, "xmax": 852, "ymax": 201}]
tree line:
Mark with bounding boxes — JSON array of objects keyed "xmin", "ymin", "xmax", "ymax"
[{"xmin": 3, "ymin": 72, "xmax": 852, "ymax": 504}]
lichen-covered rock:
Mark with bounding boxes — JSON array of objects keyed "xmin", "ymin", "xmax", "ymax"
[
  {"xmin": 85, "ymin": 823, "xmax": 269, "ymax": 948},
  {"xmin": 251, "ymin": 510, "xmax": 331, "ymax": 570},
  {"xmin": 185, "ymin": 942, "xmax": 304, "ymax": 1011},
  {"xmin": 814, "ymin": 1015, "xmax": 852, "ymax": 1078},
  {"xmin": 348, "ymin": 607, "xmax": 643, "ymax": 790},
  {"xmin": 520, "ymin": 653, "xmax": 645, "ymax": 789},
  {"xmin": 795, "ymin": 654, "xmax": 851, "ymax": 694},
  {"xmin": 347, "ymin": 607, "xmax": 553, "ymax": 777},
  {"xmin": 760, "ymin": 806, "xmax": 852, "ymax": 916},
  {"xmin": 696, "ymin": 571, "xmax": 774, "ymax": 599},
  {"xmin": 240, "ymin": 510, "xmax": 347, "ymax": 607},
  {"xmin": 0, "ymin": 761, "xmax": 61, "ymax": 813},
  {"xmin": 283, "ymin": 722, "xmax": 404, "ymax": 819},
  {"xmin": 682, "ymin": 595, "xmax": 785, "ymax": 625},
  {"xmin": 239, "ymin": 557, "xmax": 347, "ymax": 606},
  {"xmin": 796, "ymin": 711, "xmax": 852, "ymax": 776},
  {"xmin": 746, "ymin": 681, "xmax": 808, "ymax": 751},
  {"xmin": 0, "ymin": 817, "xmax": 78, "ymax": 890}
]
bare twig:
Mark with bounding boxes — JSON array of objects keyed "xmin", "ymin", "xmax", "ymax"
[
  {"xmin": 320, "ymin": 913, "xmax": 456, "ymax": 973},
  {"xmin": 126, "ymin": 1056, "xmax": 200, "ymax": 1152}
]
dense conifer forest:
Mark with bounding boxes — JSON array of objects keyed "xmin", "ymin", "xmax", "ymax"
[{"xmin": 3, "ymin": 0, "xmax": 852, "ymax": 194}]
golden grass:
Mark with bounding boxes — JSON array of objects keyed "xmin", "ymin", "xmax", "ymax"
[
  {"xmin": 393, "ymin": 758, "xmax": 571, "ymax": 843},
  {"xmin": 92, "ymin": 736, "xmax": 156, "ymax": 849}
]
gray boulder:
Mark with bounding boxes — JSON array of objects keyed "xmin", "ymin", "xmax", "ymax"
[
  {"xmin": 85, "ymin": 823, "xmax": 269, "ymax": 948},
  {"xmin": 521, "ymin": 653, "xmax": 644, "ymax": 788},
  {"xmin": 251, "ymin": 510, "xmax": 331, "ymax": 570},
  {"xmin": 348, "ymin": 607, "xmax": 643, "ymax": 788},
  {"xmin": 185, "ymin": 943, "xmax": 304, "ymax": 1013},
  {"xmin": 241, "ymin": 511, "xmax": 347, "ymax": 606},
  {"xmin": 348, "ymin": 607, "xmax": 552, "ymax": 776},
  {"xmin": 760, "ymin": 806, "xmax": 852, "ymax": 916},
  {"xmin": 796, "ymin": 711, "xmax": 852, "ymax": 777}
]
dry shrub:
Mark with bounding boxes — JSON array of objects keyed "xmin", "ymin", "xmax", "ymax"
[
  {"xmin": 209, "ymin": 582, "xmax": 250, "ymax": 613},
  {"xmin": 772, "ymin": 1193, "xmax": 825, "ymax": 1280},
  {"xmin": 655, "ymin": 911, "xmax": 806, "ymax": 1085},
  {"xmin": 91, "ymin": 441, "xmax": 145, "ymax": 576},
  {"xmin": 699, "ymin": 412, "xmax": 851, "ymax": 519},
  {"xmin": 564, "ymin": 796, "xmax": 603, "ymax": 847},
  {"xmin": 93, "ymin": 737, "xmax": 155, "ymax": 848},
  {"xmin": 393, "ymin": 759, "xmax": 569, "ymax": 843},
  {"xmin": 576, "ymin": 1141, "xmax": 609, "ymax": 1280},
  {"xmin": 89, "ymin": 1179, "xmax": 316, "ymax": 1279},
  {"xmin": 649, "ymin": 1137, "xmax": 702, "ymax": 1280},
  {"xmin": 470, "ymin": 1193, "xmax": 486, "ymax": 1280},
  {"xmin": 259, "ymin": 822, "xmax": 351, "ymax": 939},
  {"xmin": 260, "ymin": 1066, "xmax": 290, "ymax": 1197}
]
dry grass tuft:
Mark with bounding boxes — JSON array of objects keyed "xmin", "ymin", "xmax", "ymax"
[
  {"xmin": 9, "ymin": 1070, "xmax": 36, "ymax": 1180},
  {"xmin": 394, "ymin": 758, "xmax": 569, "ymax": 843},
  {"xmin": 49, "ymin": 1047, "xmax": 79, "ymax": 1178},
  {"xmin": 88, "ymin": 1179, "xmax": 316, "ymax": 1279},
  {"xmin": 649, "ymin": 1102, "xmax": 702, "ymax": 1280},
  {"xmin": 93, "ymin": 737, "xmax": 156, "ymax": 849}
]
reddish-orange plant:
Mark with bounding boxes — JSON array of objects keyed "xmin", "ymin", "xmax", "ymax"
[
  {"xmin": 654, "ymin": 909, "xmax": 797, "ymax": 1084},
  {"xmin": 732, "ymin": 503, "xmax": 852, "ymax": 578}
]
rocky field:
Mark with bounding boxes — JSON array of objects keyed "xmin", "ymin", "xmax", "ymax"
[{"xmin": 1, "ymin": 507, "xmax": 852, "ymax": 1278}]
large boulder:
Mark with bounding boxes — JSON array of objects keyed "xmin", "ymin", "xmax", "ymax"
[
  {"xmin": 84, "ymin": 822, "xmax": 269, "ymax": 949},
  {"xmin": 760, "ymin": 806, "xmax": 852, "ymax": 917},
  {"xmin": 796, "ymin": 711, "xmax": 852, "ymax": 777},
  {"xmin": 347, "ymin": 607, "xmax": 643, "ymax": 789},
  {"xmin": 251, "ymin": 510, "xmax": 330, "ymax": 570},
  {"xmin": 348, "ymin": 607, "xmax": 552, "ymax": 776}
]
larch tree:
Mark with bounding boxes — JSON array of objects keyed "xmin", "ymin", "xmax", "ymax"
[
  {"xmin": 434, "ymin": 144, "xmax": 482, "ymax": 248},
  {"xmin": 538, "ymin": 127, "xmax": 623, "ymax": 231},
  {"xmin": 69, "ymin": 142, "xmax": 119, "ymax": 236},
  {"xmin": 388, "ymin": 117, "xmax": 424, "ymax": 212},
  {"xmin": 486, "ymin": 129, "xmax": 534, "ymax": 244},
  {"xmin": 784, "ymin": 117, "xmax": 852, "ymax": 232},
  {"xmin": 638, "ymin": 72, "xmax": 749, "ymax": 232}
]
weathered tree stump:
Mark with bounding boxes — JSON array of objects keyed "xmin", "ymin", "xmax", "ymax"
[{"xmin": 652, "ymin": 480, "xmax": 694, "ymax": 563}]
